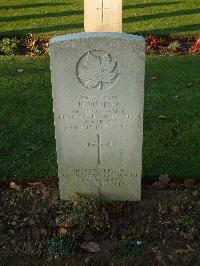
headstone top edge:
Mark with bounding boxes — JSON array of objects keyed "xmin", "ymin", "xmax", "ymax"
[{"xmin": 49, "ymin": 32, "xmax": 145, "ymax": 46}]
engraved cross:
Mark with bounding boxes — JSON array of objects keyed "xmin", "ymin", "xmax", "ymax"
[
  {"xmin": 88, "ymin": 134, "xmax": 111, "ymax": 165},
  {"xmin": 97, "ymin": 0, "xmax": 109, "ymax": 22}
]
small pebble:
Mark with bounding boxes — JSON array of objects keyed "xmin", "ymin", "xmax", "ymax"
[{"xmin": 8, "ymin": 229, "xmax": 14, "ymax": 235}]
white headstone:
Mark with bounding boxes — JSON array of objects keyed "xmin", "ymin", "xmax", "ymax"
[
  {"xmin": 49, "ymin": 33, "xmax": 145, "ymax": 201},
  {"xmin": 84, "ymin": 0, "xmax": 122, "ymax": 32}
]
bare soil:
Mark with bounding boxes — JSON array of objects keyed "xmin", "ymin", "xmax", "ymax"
[{"xmin": 0, "ymin": 181, "xmax": 199, "ymax": 266}]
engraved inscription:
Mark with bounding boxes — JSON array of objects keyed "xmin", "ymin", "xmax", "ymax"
[
  {"xmin": 59, "ymin": 95, "xmax": 142, "ymax": 131},
  {"xmin": 88, "ymin": 134, "xmax": 111, "ymax": 165},
  {"xmin": 67, "ymin": 168, "xmax": 136, "ymax": 187},
  {"xmin": 76, "ymin": 50, "xmax": 119, "ymax": 91}
]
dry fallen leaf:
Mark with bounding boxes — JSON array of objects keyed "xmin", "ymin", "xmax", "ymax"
[
  {"xmin": 17, "ymin": 69, "xmax": 23, "ymax": 73},
  {"xmin": 10, "ymin": 181, "xmax": 21, "ymax": 192},
  {"xmin": 176, "ymin": 245, "xmax": 195, "ymax": 254},
  {"xmin": 168, "ymin": 181, "xmax": 177, "ymax": 190},
  {"xmin": 186, "ymin": 245, "xmax": 195, "ymax": 252},
  {"xmin": 176, "ymin": 248, "xmax": 189, "ymax": 254},
  {"xmin": 152, "ymin": 181, "xmax": 165, "ymax": 190},
  {"xmin": 187, "ymin": 82, "xmax": 193, "ymax": 87},
  {"xmin": 171, "ymin": 205, "xmax": 180, "ymax": 214},
  {"xmin": 40, "ymin": 228, "xmax": 48, "ymax": 236},
  {"xmin": 159, "ymin": 115, "xmax": 170, "ymax": 120},
  {"xmin": 80, "ymin": 241, "xmax": 101, "ymax": 253},
  {"xmin": 58, "ymin": 226, "xmax": 70, "ymax": 236},
  {"xmin": 27, "ymin": 181, "xmax": 46, "ymax": 188},
  {"xmin": 159, "ymin": 174, "xmax": 170, "ymax": 184},
  {"xmin": 152, "ymin": 175, "xmax": 170, "ymax": 190},
  {"xmin": 159, "ymin": 203, "xmax": 168, "ymax": 214},
  {"xmin": 162, "ymin": 220, "xmax": 172, "ymax": 225},
  {"xmin": 150, "ymin": 76, "xmax": 158, "ymax": 80}
]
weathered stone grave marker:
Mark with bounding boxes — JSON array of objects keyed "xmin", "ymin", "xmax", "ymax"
[
  {"xmin": 49, "ymin": 33, "xmax": 145, "ymax": 201},
  {"xmin": 49, "ymin": 0, "xmax": 145, "ymax": 201},
  {"xmin": 84, "ymin": 0, "xmax": 122, "ymax": 32}
]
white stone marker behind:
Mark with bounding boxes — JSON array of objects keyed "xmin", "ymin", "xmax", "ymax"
[
  {"xmin": 49, "ymin": 32, "xmax": 145, "ymax": 201},
  {"xmin": 84, "ymin": 0, "xmax": 122, "ymax": 32}
]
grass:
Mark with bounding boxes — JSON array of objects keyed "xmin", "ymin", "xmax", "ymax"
[
  {"xmin": 0, "ymin": 0, "xmax": 199, "ymax": 37},
  {"xmin": 0, "ymin": 55, "xmax": 199, "ymax": 181}
]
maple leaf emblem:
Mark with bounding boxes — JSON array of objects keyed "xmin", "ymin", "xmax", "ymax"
[{"xmin": 77, "ymin": 50, "xmax": 119, "ymax": 91}]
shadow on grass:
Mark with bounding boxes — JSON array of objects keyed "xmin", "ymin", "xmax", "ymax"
[
  {"xmin": 0, "ymin": 10, "xmax": 83, "ymax": 23},
  {"xmin": 0, "ymin": 2, "xmax": 72, "ymax": 10},
  {"xmin": 128, "ymin": 23, "xmax": 200, "ymax": 35},
  {"xmin": 123, "ymin": 1, "xmax": 180, "ymax": 10},
  {"xmin": 0, "ymin": 23, "xmax": 83, "ymax": 36},
  {"xmin": 124, "ymin": 8, "xmax": 200, "ymax": 24}
]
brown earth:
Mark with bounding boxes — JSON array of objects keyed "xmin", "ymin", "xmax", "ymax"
[{"xmin": 0, "ymin": 180, "xmax": 199, "ymax": 266}]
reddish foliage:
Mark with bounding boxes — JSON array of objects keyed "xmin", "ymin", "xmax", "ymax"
[
  {"xmin": 24, "ymin": 34, "xmax": 49, "ymax": 56},
  {"xmin": 189, "ymin": 37, "xmax": 200, "ymax": 54},
  {"xmin": 0, "ymin": 34, "xmax": 199, "ymax": 56},
  {"xmin": 145, "ymin": 35, "xmax": 162, "ymax": 53}
]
